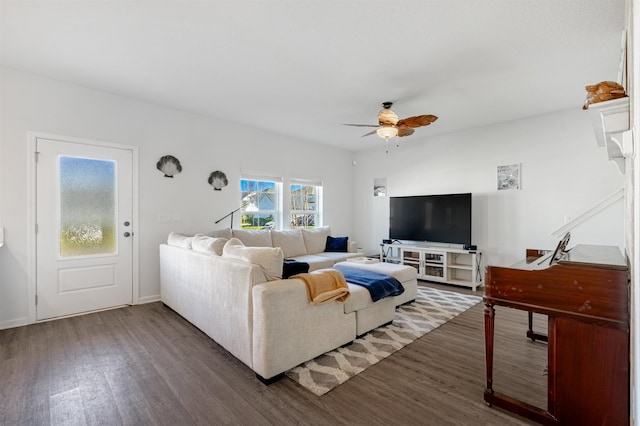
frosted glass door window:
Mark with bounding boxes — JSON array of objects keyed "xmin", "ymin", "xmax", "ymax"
[{"xmin": 59, "ymin": 156, "xmax": 117, "ymax": 257}]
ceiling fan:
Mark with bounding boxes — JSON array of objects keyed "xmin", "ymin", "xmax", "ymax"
[{"xmin": 343, "ymin": 102, "xmax": 438, "ymax": 139}]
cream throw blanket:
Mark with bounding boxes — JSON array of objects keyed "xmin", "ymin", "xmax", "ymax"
[{"xmin": 293, "ymin": 270, "xmax": 350, "ymax": 304}]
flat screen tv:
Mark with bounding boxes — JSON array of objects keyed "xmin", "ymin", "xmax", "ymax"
[{"xmin": 389, "ymin": 193, "xmax": 472, "ymax": 245}]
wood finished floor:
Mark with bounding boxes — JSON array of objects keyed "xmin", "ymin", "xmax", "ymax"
[{"xmin": 0, "ymin": 282, "xmax": 547, "ymax": 425}]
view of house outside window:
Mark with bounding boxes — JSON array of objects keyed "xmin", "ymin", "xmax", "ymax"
[
  {"xmin": 240, "ymin": 179, "xmax": 279, "ymax": 229},
  {"xmin": 290, "ymin": 182, "xmax": 322, "ymax": 229}
]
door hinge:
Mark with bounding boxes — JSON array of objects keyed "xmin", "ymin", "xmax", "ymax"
[
  {"xmin": 35, "ymin": 223, "xmax": 38, "ymax": 234},
  {"xmin": 34, "ymin": 151, "xmax": 40, "ymax": 162},
  {"xmin": 35, "ymin": 294, "xmax": 38, "ymax": 305}
]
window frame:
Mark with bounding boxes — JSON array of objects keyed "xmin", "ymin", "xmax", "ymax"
[
  {"xmin": 240, "ymin": 176, "xmax": 283, "ymax": 230},
  {"xmin": 289, "ymin": 179, "xmax": 323, "ymax": 229}
]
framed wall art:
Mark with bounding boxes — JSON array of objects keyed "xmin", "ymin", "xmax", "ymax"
[
  {"xmin": 497, "ymin": 164, "xmax": 520, "ymax": 190},
  {"xmin": 374, "ymin": 177, "xmax": 387, "ymax": 197}
]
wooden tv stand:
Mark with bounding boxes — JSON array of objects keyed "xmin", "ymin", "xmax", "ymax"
[{"xmin": 380, "ymin": 243, "xmax": 482, "ymax": 290}]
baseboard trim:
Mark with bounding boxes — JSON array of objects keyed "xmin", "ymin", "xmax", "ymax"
[
  {"xmin": 137, "ymin": 294, "xmax": 161, "ymax": 304},
  {"xmin": 0, "ymin": 296, "xmax": 162, "ymax": 330},
  {"xmin": 0, "ymin": 316, "xmax": 29, "ymax": 331}
]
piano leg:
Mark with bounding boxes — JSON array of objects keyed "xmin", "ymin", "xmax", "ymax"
[
  {"xmin": 483, "ymin": 303, "xmax": 495, "ymax": 401},
  {"xmin": 483, "ymin": 303, "xmax": 558, "ymax": 424},
  {"xmin": 526, "ymin": 311, "xmax": 549, "ymax": 342}
]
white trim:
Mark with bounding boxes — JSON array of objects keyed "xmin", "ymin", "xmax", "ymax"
[
  {"xmin": 131, "ymin": 145, "xmax": 140, "ymax": 305},
  {"xmin": 27, "ymin": 135, "xmax": 37, "ymax": 323},
  {"xmin": 137, "ymin": 294, "xmax": 161, "ymax": 304},
  {"xmin": 631, "ymin": 2, "xmax": 640, "ymax": 423},
  {"xmin": 290, "ymin": 177, "xmax": 323, "ymax": 186},
  {"xmin": 550, "ymin": 187, "xmax": 625, "ymax": 238},
  {"xmin": 0, "ymin": 316, "xmax": 29, "ymax": 331},
  {"xmin": 240, "ymin": 169, "xmax": 283, "ymax": 182},
  {"xmin": 26, "ymin": 131, "xmax": 140, "ymax": 323}
]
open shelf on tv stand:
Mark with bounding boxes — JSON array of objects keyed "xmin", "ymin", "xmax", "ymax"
[{"xmin": 380, "ymin": 243, "xmax": 483, "ymax": 291}]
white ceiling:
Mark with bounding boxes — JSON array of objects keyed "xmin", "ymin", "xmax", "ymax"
[{"xmin": 1, "ymin": 1, "xmax": 627, "ymax": 151}]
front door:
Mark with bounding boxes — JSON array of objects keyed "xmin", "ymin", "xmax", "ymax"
[{"xmin": 36, "ymin": 138, "xmax": 133, "ymax": 320}]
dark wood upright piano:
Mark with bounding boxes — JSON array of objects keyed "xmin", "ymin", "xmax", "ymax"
[{"xmin": 484, "ymin": 244, "xmax": 629, "ymax": 425}]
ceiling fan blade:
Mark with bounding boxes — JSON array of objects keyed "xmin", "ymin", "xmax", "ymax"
[
  {"xmin": 361, "ymin": 129, "xmax": 378, "ymax": 137},
  {"xmin": 397, "ymin": 127, "xmax": 415, "ymax": 137},
  {"xmin": 396, "ymin": 115, "xmax": 438, "ymax": 128},
  {"xmin": 342, "ymin": 123, "xmax": 380, "ymax": 128}
]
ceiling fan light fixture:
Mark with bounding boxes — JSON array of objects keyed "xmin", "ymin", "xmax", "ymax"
[
  {"xmin": 378, "ymin": 103, "xmax": 399, "ymax": 126},
  {"xmin": 344, "ymin": 101, "xmax": 437, "ymax": 146},
  {"xmin": 376, "ymin": 126, "xmax": 398, "ymax": 139}
]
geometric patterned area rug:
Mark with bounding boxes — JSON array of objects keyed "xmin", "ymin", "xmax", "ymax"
[{"xmin": 285, "ymin": 286, "xmax": 482, "ymax": 396}]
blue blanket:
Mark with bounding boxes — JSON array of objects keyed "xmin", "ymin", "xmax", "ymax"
[{"xmin": 334, "ymin": 264, "xmax": 405, "ymax": 302}]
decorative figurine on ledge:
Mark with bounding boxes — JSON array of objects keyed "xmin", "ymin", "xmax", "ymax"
[{"xmin": 582, "ymin": 81, "xmax": 627, "ymax": 110}]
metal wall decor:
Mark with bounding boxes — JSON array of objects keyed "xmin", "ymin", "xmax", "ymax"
[
  {"xmin": 156, "ymin": 155, "xmax": 182, "ymax": 178},
  {"xmin": 208, "ymin": 170, "xmax": 228, "ymax": 191}
]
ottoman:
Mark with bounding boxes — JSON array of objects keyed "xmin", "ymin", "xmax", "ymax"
[
  {"xmin": 335, "ymin": 261, "xmax": 418, "ymax": 305},
  {"xmin": 334, "ymin": 261, "xmax": 418, "ymax": 336}
]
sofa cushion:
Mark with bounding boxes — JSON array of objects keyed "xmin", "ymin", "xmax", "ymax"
[
  {"xmin": 315, "ymin": 252, "xmax": 362, "ymax": 263},
  {"xmin": 343, "ymin": 284, "xmax": 379, "ymax": 314},
  {"xmin": 223, "ymin": 238, "xmax": 284, "ymax": 281},
  {"xmin": 271, "ymin": 229, "xmax": 307, "ymax": 258},
  {"xmin": 286, "ymin": 254, "xmax": 335, "ymax": 272},
  {"xmin": 232, "ymin": 229, "xmax": 273, "ymax": 247},
  {"xmin": 207, "ymin": 228, "xmax": 233, "ymax": 239},
  {"xmin": 301, "ymin": 226, "xmax": 331, "ymax": 254},
  {"xmin": 192, "ymin": 234, "xmax": 227, "ymax": 256},
  {"xmin": 325, "ymin": 236, "xmax": 348, "ymax": 252},
  {"xmin": 167, "ymin": 232, "xmax": 194, "ymax": 249}
]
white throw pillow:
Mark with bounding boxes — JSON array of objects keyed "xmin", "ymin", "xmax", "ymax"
[
  {"xmin": 192, "ymin": 234, "xmax": 227, "ymax": 256},
  {"xmin": 225, "ymin": 237, "xmax": 244, "ymax": 248},
  {"xmin": 167, "ymin": 232, "xmax": 194, "ymax": 249},
  {"xmin": 207, "ymin": 228, "xmax": 233, "ymax": 239},
  {"xmin": 231, "ymin": 229, "xmax": 273, "ymax": 247},
  {"xmin": 301, "ymin": 226, "xmax": 331, "ymax": 254},
  {"xmin": 271, "ymin": 229, "xmax": 307, "ymax": 258},
  {"xmin": 223, "ymin": 238, "xmax": 284, "ymax": 281}
]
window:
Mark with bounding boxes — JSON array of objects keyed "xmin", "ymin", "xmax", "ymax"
[
  {"xmin": 240, "ymin": 178, "xmax": 281, "ymax": 229},
  {"xmin": 59, "ymin": 156, "xmax": 116, "ymax": 257},
  {"xmin": 290, "ymin": 179, "xmax": 322, "ymax": 229}
]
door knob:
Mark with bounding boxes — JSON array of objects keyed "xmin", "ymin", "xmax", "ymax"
[{"xmin": 124, "ymin": 232, "xmax": 131, "ymax": 237}]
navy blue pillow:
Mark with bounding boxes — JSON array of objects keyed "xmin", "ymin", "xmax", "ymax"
[{"xmin": 325, "ymin": 236, "xmax": 348, "ymax": 252}]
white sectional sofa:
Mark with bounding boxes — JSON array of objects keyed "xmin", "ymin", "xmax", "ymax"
[
  {"xmin": 159, "ymin": 227, "xmax": 418, "ymax": 382},
  {"xmin": 207, "ymin": 226, "xmax": 363, "ymax": 270}
]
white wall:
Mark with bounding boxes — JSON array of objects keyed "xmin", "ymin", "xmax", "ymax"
[
  {"xmin": 0, "ymin": 68, "xmax": 355, "ymax": 328},
  {"xmin": 0, "ymin": 67, "xmax": 627, "ymax": 330},
  {"xmin": 352, "ymin": 109, "xmax": 625, "ymax": 268}
]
